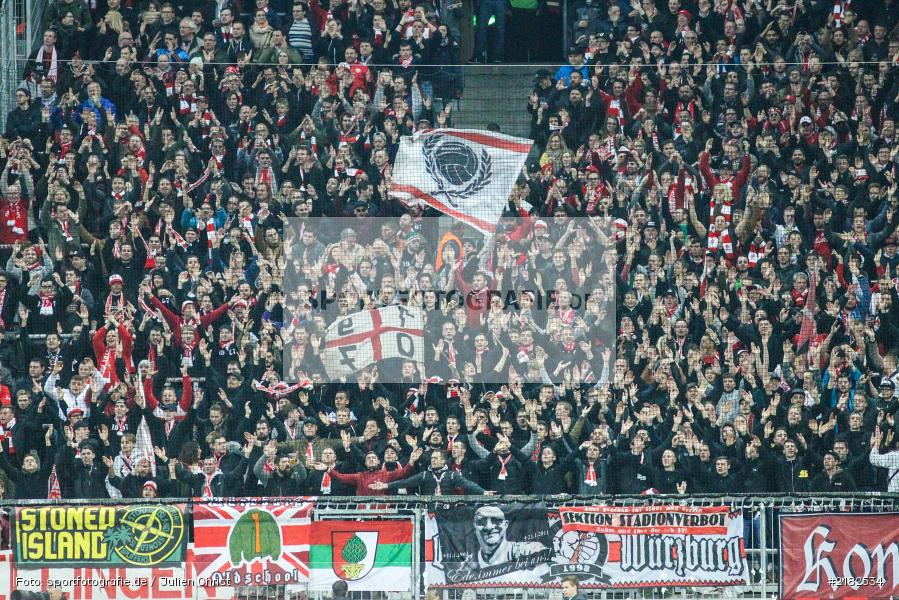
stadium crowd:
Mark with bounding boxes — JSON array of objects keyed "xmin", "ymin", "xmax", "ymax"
[{"xmin": 0, "ymin": 0, "xmax": 897, "ymax": 502}]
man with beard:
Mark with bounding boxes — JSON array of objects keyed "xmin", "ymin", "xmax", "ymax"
[
  {"xmin": 22, "ymin": 276, "xmax": 74, "ymax": 336},
  {"xmin": 106, "ymin": 454, "xmax": 172, "ymax": 498},
  {"xmin": 305, "ymin": 446, "xmax": 354, "ymax": 496},
  {"xmin": 328, "ymin": 435, "xmax": 424, "ymax": 495},
  {"xmin": 371, "ymin": 450, "xmax": 486, "ymax": 495},
  {"xmin": 254, "ymin": 440, "xmax": 308, "ymax": 496},
  {"xmin": 278, "ymin": 417, "xmax": 340, "ymax": 464}
]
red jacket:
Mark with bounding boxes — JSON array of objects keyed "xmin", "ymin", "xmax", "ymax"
[
  {"xmin": 329, "ymin": 463, "xmax": 412, "ymax": 495},
  {"xmin": 150, "ymin": 295, "xmax": 230, "ymax": 347},
  {"xmin": 698, "ymin": 152, "xmax": 751, "ymax": 200},
  {"xmin": 144, "ymin": 374, "xmax": 193, "ymax": 418}
]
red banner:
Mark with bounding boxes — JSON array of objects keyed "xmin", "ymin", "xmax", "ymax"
[{"xmin": 780, "ymin": 513, "xmax": 899, "ymax": 599}]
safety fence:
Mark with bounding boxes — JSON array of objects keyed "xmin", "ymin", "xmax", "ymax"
[
  {"xmin": 0, "ymin": 2, "xmax": 18, "ymax": 132},
  {"xmin": 0, "ymin": 0, "xmax": 45, "ymax": 131},
  {"xmin": 1, "ymin": 493, "xmax": 897, "ymax": 599}
]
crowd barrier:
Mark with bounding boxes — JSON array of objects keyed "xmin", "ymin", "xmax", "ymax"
[{"xmin": 1, "ymin": 493, "xmax": 897, "ymax": 599}]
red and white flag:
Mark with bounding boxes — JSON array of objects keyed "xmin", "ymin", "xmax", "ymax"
[
  {"xmin": 47, "ymin": 464, "xmax": 61, "ymax": 500},
  {"xmin": 390, "ymin": 129, "xmax": 532, "ymax": 233},
  {"xmin": 321, "ymin": 306, "xmax": 424, "ymax": 379},
  {"xmin": 192, "ymin": 502, "xmax": 314, "ymax": 588}
]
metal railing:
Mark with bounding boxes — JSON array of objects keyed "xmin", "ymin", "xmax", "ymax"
[
  {"xmin": 0, "ymin": 493, "xmax": 897, "ymax": 599},
  {"xmin": 0, "ymin": 1, "xmax": 17, "ymax": 132}
]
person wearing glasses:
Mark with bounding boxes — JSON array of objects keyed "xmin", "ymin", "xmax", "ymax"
[{"xmin": 462, "ymin": 505, "xmax": 547, "ymax": 569}]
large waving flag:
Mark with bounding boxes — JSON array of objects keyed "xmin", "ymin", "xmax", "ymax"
[
  {"xmin": 390, "ymin": 129, "xmax": 532, "ymax": 233},
  {"xmin": 321, "ymin": 306, "xmax": 424, "ymax": 379}
]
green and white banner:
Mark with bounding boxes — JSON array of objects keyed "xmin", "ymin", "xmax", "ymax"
[{"xmin": 308, "ymin": 520, "xmax": 413, "ymax": 591}]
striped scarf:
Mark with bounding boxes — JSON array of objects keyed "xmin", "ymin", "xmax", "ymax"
[{"xmin": 707, "ymin": 226, "xmax": 734, "ymax": 260}]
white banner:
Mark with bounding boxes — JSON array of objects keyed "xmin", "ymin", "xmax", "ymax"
[
  {"xmin": 390, "ymin": 129, "xmax": 532, "ymax": 233},
  {"xmin": 425, "ymin": 505, "xmax": 749, "ymax": 589},
  {"xmin": 321, "ymin": 306, "xmax": 424, "ymax": 379}
]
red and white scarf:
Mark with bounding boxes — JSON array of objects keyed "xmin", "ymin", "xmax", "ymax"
[
  {"xmin": 99, "ymin": 345, "xmax": 118, "ymax": 382},
  {"xmin": 39, "ymin": 292, "xmax": 55, "ymax": 316},
  {"xmin": 497, "ymin": 453, "xmax": 512, "ymax": 480},
  {"xmin": 748, "ymin": 239, "xmax": 766, "ymax": 267},
  {"xmin": 707, "ymin": 226, "xmax": 734, "ymax": 260},
  {"xmin": 709, "ymin": 190, "xmax": 734, "ymax": 223},
  {"xmin": 211, "ymin": 151, "xmax": 227, "ymax": 170},
  {"xmin": 1, "ymin": 198, "xmax": 27, "ymax": 238},
  {"xmin": 35, "ymin": 45, "xmax": 59, "ymax": 82},
  {"xmin": 105, "ymin": 292, "xmax": 126, "ymax": 317},
  {"xmin": 205, "ymin": 220, "xmax": 217, "ymax": 250},
  {"xmin": 48, "ymin": 464, "xmax": 61, "ymax": 499},
  {"xmin": 585, "ymin": 461, "xmax": 598, "ymax": 487},
  {"xmin": 178, "ymin": 94, "xmax": 197, "ymax": 116},
  {"xmin": 1, "ymin": 418, "xmax": 15, "ymax": 452},
  {"xmin": 299, "ymin": 132, "xmax": 318, "ymax": 155},
  {"xmin": 833, "ymin": 0, "xmax": 851, "ymax": 26},
  {"xmin": 256, "ymin": 166, "xmax": 276, "ymax": 198}
]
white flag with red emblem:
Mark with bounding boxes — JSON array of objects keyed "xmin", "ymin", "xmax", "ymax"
[
  {"xmin": 321, "ymin": 306, "xmax": 424, "ymax": 379},
  {"xmin": 390, "ymin": 129, "xmax": 532, "ymax": 233}
]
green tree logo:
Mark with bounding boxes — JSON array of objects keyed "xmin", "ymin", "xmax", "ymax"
[
  {"xmin": 342, "ymin": 534, "xmax": 368, "ymax": 563},
  {"xmin": 229, "ymin": 509, "xmax": 281, "ymax": 565},
  {"xmin": 339, "ymin": 533, "xmax": 369, "ymax": 579}
]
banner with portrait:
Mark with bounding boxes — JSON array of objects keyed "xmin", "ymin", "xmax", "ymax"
[
  {"xmin": 425, "ymin": 504, "xmax": 748, "ymax": 588},
  {"xmin": 426, "ymin": 502, "xmax": 553, "ymax": 586}
]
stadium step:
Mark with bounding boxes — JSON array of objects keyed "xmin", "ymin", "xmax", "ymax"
[{"xmin": 451, "ymin": 65, "xmax": 536, "ymax": 140}]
